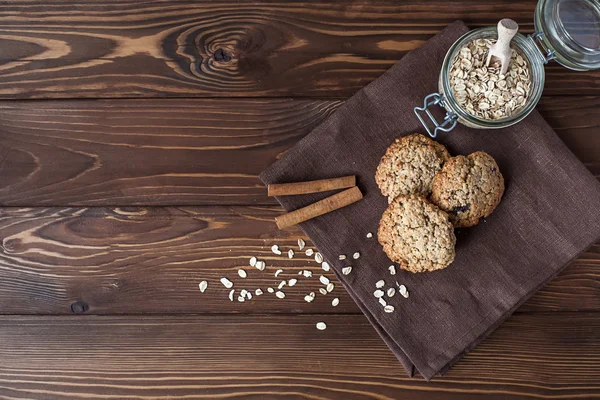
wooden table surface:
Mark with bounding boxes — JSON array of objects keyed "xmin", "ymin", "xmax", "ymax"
[{"xmin": 0, "ymin": 1, "xmax": 599, "ymax": 399}]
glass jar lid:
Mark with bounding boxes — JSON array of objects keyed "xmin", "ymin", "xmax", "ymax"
[{"xmin": 534, "ymin": 0, "xmax": 600, "ymax": 70}]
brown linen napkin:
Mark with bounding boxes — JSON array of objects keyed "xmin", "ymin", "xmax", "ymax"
[{"xmin": 259, "ymin": 21, "xmax": 600, "ymax": 380}]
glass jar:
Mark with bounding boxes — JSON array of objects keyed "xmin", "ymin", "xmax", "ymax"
[{"xmin": 415, "ymin": 0, "xmax": 600, "ymax": 137}]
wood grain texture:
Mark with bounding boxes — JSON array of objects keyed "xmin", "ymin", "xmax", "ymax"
[
  {"xmin": 0, "ymin": 0, "xmax": 599, "ymax": 99},
  {"xmin": 0, "ymin": 1, "xmax": 597, "ymax": 396},
  {"xmin": 0, "ymin": 206, "xmax": 596, "ymax": 315},
  {"xmin": 0, "ymin": 98, "xmax": 340, "ymax": 205},
  {"xmin": 0, "ymin": 313, "xmax": 598, "ymax": 399},
  {"xmin": 0, "ymin": 96, "xmax": 598, "ymax": 207}
]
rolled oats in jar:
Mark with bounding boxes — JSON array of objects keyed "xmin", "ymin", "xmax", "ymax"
[{"xmin": 449, "ymin": 38, "xmax": 532, "ymax": 120}]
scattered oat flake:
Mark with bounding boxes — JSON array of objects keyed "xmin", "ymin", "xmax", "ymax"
[
  {"xmin": 238, "ymin": 269, "xmax": 247, "ymax": 278},
  {"xmin": 298, "ymin": 270, "xmax": 303, "ymax": 275},
  {"xmin": 379, "ymin": 297, "xmax": 387, "ymax": 307},
  {"xmin": 342, "ymin": 266, "xmax": 352, "ymax": 275},
  {"xmin": 374, "ymin": 290, "xmax": 384, "ymax": 298},
  {"xmin": 275, "ymin": 291, "xmax": 286, "ymax": 299},
  {"xmin": 388, "ymin": 265, "xmax": 396, "ymax": 275},
  {"xmin": 220, "ymin": 277, "xmax": 233, "ymax": 289},
  {"xmin": 267, "ymin": 287, "xmax": 274, "ymax": 293},
  {"xmin": 316, "ymin": 322, "xmax": 327, "ymax": 330},
  {"xmin": 332, "ymin": 298, "xmax": 340, "ymax": 307},
  {"xmin": 319, "ymin": 275, "xmax": 330, "ymax": 285},
  {"xmin": 305, "ymin": 249, "xmax": 314, "ymax": 257},
  {"xmin": 238, "ymin": 296, "xmax": 245, "ymax": 302},
  {"xmin": 249, "ymin": 257, "xmax": 257, "ymax": 267},
  {"xmin": 400, "ymin": 285, "xmax": 409, "ymax": 298},
  {"xmin": 298, "ymin": 238, "xmax": 306, "ymax": 250},
  {"xmin": 228, "ymin": 289, "xmax": 235, "ymax": 302},
  {"xmin": 384, "ymin": 305, "xmax": 395, "ymax": 313},
  {"xmin": 198, "ymin": 281, "xmax": 208, "ymax": 293},
  {"xmin": 255, "ymin": 288, "xmax": 263, "ymax": 296},
  {"xmin": 319, "ymin": 288, "xmax": 328, "ymax": 295},
  {"xmin": 240, "ymin": 289, "xmax": 248, "ymax": 297},
  {"xmin": 278, "ymin": 280, "xmax": 286, "ymax": 290},
  {"xmin": 304, "ymin": 295, "xmax": 314, "ymax": 303},
  {"xmin": 376, "ymin": 280, "xmax": 385, "ymax": 288},
  {"xmin": 303, "ymin": 270, "xmax": 313, "ymax": 278},
  {"xmin": 321, "ymin": 262, "xmax": 330, "ymax": 272},
  {"xmin": 387, "ymin": 288, "xmax": 396, "ymax": 297},
  {"xmin": 326, "ymin": 283, "xmax": 334, "ymax": 292},
  {"xmin": 366, "ymin": 232, "xmax": 373, "ymax": 238},
  {"xmin": 288, "ymin": 278, "xmax": 297, "ymax": 287},
  {"xmin": 275, "ymin": 269, "xmax": 283, "ymax": 277},
  {"xmin": 255, "ymin": 261, "xmax": 266, "ymax": 271},
  {"xmin": 246, "ymin": 292, "xmax": 252, "ymax": 300},
  {"xmin": 288, "ymin": 249, "xmax": 294, "ymax": 259},
  {"xmin": 353, "ymin": 252, "xmax": 360, "ymax": 260},
  {"xmin": 339, "ymin": 254, "xmax": 346, "ymax": 260},
  {"xmin": 315, "ymin": 252, "xmax": 323, "ymax": 263},
  {"xmin": 271, "ymin": 245, "xmax": 281, "ymax": 255}
]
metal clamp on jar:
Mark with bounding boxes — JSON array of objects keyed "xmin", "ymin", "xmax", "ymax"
[{"xmin": 415, "ymin": 0, "xmax": 600, "ymax": 138}]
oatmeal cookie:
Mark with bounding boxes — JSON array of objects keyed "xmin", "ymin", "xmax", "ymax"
[
  {"xmin": 376, "ymin": 134, "xmax": 450, "ymax": 203},
  {"xmin": 378, "ymin": 194, "xmax": 456, "ymax": 273},
  {"xmin": 431, "ymin": 152, "xmax": 504, "ymax": 228}
]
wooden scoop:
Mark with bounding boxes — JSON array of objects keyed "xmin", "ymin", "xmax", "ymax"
[{"xmin": 486, "ymin": 19, "xmax": 519, "ymax": 75}]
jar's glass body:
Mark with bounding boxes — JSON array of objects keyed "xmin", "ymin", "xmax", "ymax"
[{"xmin": 438, "ymin": 28, "xmax": 546, "ymax": 129}]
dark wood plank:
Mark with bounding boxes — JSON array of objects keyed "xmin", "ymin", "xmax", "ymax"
[
  {"xmin": 0, "ymin": 97, "xmax": 598, "ymax": 207},
  {"xmin": 0, "ymin": 0, "xmax": 599, "ymax": 99},
  {"xmin": 0, "ymin": 312, "xmax": 597, "ymax": 399},
  {"xmin": 0, "ymin": 98, "xmax": 339, "ymax": 206},
  {"xmin": 0, "ymin": 206, "xmax": 596, "ymax": 315}
]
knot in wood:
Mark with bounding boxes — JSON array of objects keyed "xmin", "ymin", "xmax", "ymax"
[
  {"xmin": 213, "ymin": 48, "xmax": 231, "ymax": 62},
  {"xmin": 71, "ymin": 301, "xmax": 89, "ymax": 314}
]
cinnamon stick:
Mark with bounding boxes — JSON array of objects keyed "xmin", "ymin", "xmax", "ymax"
[
  {"xmin": 268, "ymin": 175, "xmax": 355, "ymax": 197},
  {"xmin": 275, "ymin": 186, "xmax": 363, "ymax": 229}
]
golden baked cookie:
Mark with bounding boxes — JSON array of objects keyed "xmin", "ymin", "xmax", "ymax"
[
  {"xmin": 431, "ymin": 152, "xmax": 504, "ymax": 228},
  {"xmin": 378, "ymin": 194, "xmax": 456, "ymax": 273},
  {"xmin": 375, "ymin": 134, "xmax": 450, "ymax": 203}
]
